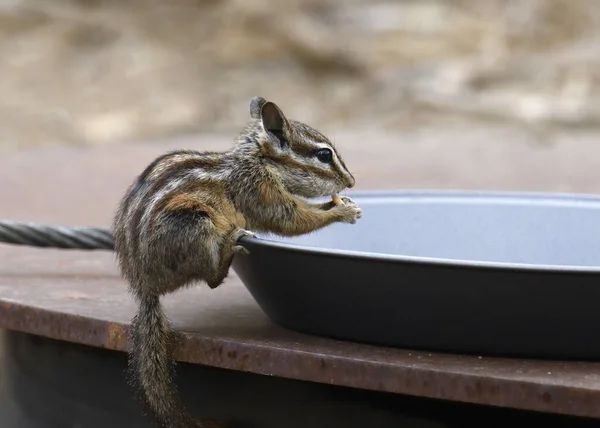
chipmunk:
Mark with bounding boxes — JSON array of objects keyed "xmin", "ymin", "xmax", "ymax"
[{"xmin": 112, "ymin": 96, "xmax": 362, "ymax": 428}]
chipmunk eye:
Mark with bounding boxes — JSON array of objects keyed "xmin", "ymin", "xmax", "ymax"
[{"xmin": 316, "ymin": 148, "xmax": 333, "ymax": 163}]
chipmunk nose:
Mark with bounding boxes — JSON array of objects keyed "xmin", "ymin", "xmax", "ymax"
[{"xmin": 346, "ymin": 175, "xmax": 355, "ymax": 188}]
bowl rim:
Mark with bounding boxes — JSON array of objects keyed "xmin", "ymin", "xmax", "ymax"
[{"xmin": 238, "ymin": 189, "xmax": 600, "ymax": 274}]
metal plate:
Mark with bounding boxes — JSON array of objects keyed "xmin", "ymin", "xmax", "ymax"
[{"xmin": 232, "ymin": 190, "xmax": 600, "ymax": 360}]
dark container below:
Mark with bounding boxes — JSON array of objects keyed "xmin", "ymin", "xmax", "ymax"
[{"xmin": 232, "ymin": 190, "xmax": 600, "ymax": 360}]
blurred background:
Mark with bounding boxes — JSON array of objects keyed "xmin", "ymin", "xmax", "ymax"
[{"xmin": 0, "ymin": 0, "xmax": 599, "ymax": 149}]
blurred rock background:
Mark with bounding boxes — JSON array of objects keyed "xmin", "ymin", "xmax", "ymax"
[{"xmin": 0, "ymin": 0, "xmax": 599, "ymax": 149}]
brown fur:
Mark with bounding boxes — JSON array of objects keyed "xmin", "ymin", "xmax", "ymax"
[
  {"xmin": 163, "ymin": 193, "xmax": 210, "ymax": 212},
  {"xmin": 112, "ymin": 96, "xmax": 361, "ymax": 428}
]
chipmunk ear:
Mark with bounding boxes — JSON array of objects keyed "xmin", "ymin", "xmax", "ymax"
[
  {"xmin": 249, "ymin": 96, "xmax": 266, "ymax": 119},
  {"xmin": 260, "ymin": 101, "xmax": 290, "ymax": 151}
]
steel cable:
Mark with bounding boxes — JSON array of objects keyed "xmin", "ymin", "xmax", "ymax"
[{"xmin": 0, "ymin": 220, "xmax": 114, "ymax": 250}]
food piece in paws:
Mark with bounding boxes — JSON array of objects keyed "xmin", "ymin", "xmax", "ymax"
[{"xmin": 332, "ymin": 194, "xmax": 344, "ymax": 206}]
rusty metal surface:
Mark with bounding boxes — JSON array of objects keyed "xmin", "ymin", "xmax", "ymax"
[{"xmin": 1, "ymin": 128, "xmax": 600, "ymax": 418}]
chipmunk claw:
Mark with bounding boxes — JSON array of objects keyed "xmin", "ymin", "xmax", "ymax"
[
  {"xmin": 235, "ymin": 228, "xmax": 256, "ymax": 239},
  {"xmin": 232, "ymin": 228, "xmax": 255, "ymax": 256},
  {"xmin": 233, "ymin": 245, "xmax": 250, "ymax": 256},
  {"xmin": 355, "ymin": 207, "xmax": 363, "ymax": 219}
]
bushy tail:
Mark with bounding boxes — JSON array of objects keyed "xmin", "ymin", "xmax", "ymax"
[{"xmin": 128, "ymin": 294, "xmax": 225, "ymax": 428}]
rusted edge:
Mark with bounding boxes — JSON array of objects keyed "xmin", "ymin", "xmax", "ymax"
[{"xmin": 0, "ymin": 301, "xmax": 599, "ymax": 418}]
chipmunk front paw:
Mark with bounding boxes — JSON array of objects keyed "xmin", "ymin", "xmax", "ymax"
[{"xmin": 335, "ymin": 203, "xmax": 362, "ymax": 224}]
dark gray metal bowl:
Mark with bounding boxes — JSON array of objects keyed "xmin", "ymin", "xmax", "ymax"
[{"xmin": 231, "ymin": 190, "xmax": 600, "ymax": 360}]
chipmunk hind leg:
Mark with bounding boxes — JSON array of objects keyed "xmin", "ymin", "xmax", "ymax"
[
  {"xmin": 150, "ymin": 204, "xmax": 248, "ymax": 291},
  {"xmin": 198, "ymin": 210, "xmax": 251, "ymax": 289},
  {"xmin": 203, "ymin": 227, "xmax": 254, "ymax": 289}
]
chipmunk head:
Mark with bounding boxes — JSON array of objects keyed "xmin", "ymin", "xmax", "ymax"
[{"xmin": 248, "ymin": 96, "xmax": 355, "ymax": 199}]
